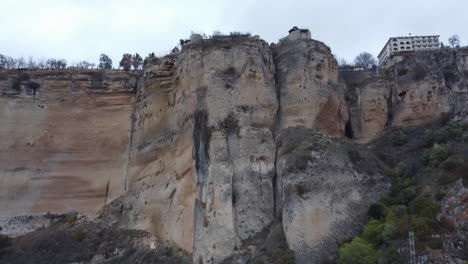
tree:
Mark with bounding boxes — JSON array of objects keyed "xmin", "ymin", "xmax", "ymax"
[
  {"xmin": 46, "ymin": 58, "xmax": 57, "ymax": 69},
  {"xmin": 27, "ymin": 57, "xmax": 37, "ymax": 69},
  {"xmin": 16, "ymin": 57, "xmax": 27, "ymax": 69},
  {"xmin": 131, "ymin": 53, "xmax": 143, "ymax": 70},
  {"xmin": 119, "ymin": 53, "xmax": 132, "ymax": 71},
  {"xmin": 56, "ymin": 59, "xmax": 67, "ymax": 69},
  {"xmin": 76, "ymin": 61, "xmax": 94, "ymax": 69},
  {"xmin": 98, "ymin": 54, "xmax": 112, "ymax": 69},
  {"xmin": 337, "ymin": 237, "xmax": 381, "ymax": 264},
  {"xmin": 448, "ymin": 34, "xmax": 460, "ymax": 48},
  {"xmin": 0, "ymin": 54, "xmax": 6, "ymax": 69},
  {"xmin": 354, "ymin": 52, "xmax": 376, "ymax": 69}
]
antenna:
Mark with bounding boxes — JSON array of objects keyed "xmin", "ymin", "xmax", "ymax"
[{"xmin": 409, "ymin": 231, "xmax": 416, "ymax": 264}]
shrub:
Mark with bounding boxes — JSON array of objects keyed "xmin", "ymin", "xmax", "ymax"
[
  {"xmin": 382, "ymin": 211, "xmax": 398, "ymax": 243},
  {"xmin": 440, "ymin": 155, "xmax": 464, "ymax": 171},
  {"xmin": 348, "ymin": 149, "xmax": 361, "ymax": 165},
  {"xmin": 269, "ymin": 247, "xmax": 295, "ymax": 264},
  {"xmin": 411, "ymin": 217, "xmax": 433, "ymax": 241},
  {"xmin": 381, "ymin": 248, "xmax": 401, "ymax": 264},
  {"xmin": 391, "ymin": 131, "xmax": 407, "ymax": 146},
  {"xmin": 383, "ymin": 162, "xmax": 406, "ymax": 178},
  {"xmin": 423, "ymin": 144, "xmax": 449, "ymax": 166},
  {"xmin": 337, "ymin": 237, "xmax": 381, "ymax": 264},
  {"xmin": 66, "ymin": 215, "xmax": 77, "ymax": 224},
  {"xmin": 435, "ymin": 192, "xmax": 446, "ymax": 201},
  {"xmin": 73, "ymin": 230, "xmax": 85, "ymax": 242},
  {"xmin": 361, "ymin": 219, "xmax": 384, "ymax": 246},
  {"xmin": 368, "ymin": 203, "xmax": 386, "ymax": 220},
  {"xmin": 408, "ymin": 192, "xmax": 439, "ymax": 219},
  {"xmin": 429, "ymin": 238, "xmax": 443, "ymax": 249}
]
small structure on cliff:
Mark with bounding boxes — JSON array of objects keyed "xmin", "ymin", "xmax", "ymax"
[
  {"xmin": 288, "ymin": 26, "xmax": 311, "ymax": 41},
  {"xmin": 378, "ymin": 35, "xmax": 440, "ymax": 66}
]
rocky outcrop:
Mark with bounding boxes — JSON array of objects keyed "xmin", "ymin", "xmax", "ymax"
[
  {"xmin": 275, "ymin": 129, "xmax": 388, "ymax": 263},
  {"xmin": 102, "ymin": 37, "xmax": 278, "ymax": 263},
  {"xmin": 343, "ymin": 48, "xmax": 468, "ymax": 142},
  {"xmin": 274, "ymin": 40, "xmax": 348, "ymax": 137},
  {"xmin": 0, "ymin": 70, "xmax": 138, "ymax": 233}
]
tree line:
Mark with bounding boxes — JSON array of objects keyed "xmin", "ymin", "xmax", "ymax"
[{"xmin": 0, "ymin": 53, "xmax": 157, "ymax": 71}]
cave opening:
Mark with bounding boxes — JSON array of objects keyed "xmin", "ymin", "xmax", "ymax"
[{"xmin": 345, "ymin": 119, "xmax": 354, "ymax": 139}]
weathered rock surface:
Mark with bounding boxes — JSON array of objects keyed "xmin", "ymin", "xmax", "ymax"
[
  {"xmin": 103, "ymin": 37, "xmax": 278, "ymax": 263},
  {"xmin": 343, "ymin": 48, "xmax": 468, "ymax": 142},
  {"xmin": 274, "ymin": 40, "xmax": 348, "ymax": 137},
  {"xmin": 0, "ymin": 70, "xmax": 138, "ymax": 234},
  {"xmin": 275, "ymin": 129, "xmax": 388, "ymax": 263}
]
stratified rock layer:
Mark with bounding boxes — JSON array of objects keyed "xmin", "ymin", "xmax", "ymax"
[{"xmin": 0, "ymin": 70, "xmax": 138, "ymax": 228}]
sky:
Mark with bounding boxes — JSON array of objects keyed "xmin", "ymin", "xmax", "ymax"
[{"xmin": 0, "ymin": 0, "xmax": 467, "ymax": 66}]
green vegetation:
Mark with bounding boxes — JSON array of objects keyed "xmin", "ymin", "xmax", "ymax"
[
  {"xmin": 348, "ymin": 149, "xmax": 361, "ymax": 165},
  {"xmin": 268, "ymin": 247, "xmax": 295, "ymax": 264},
  {"xmin": 391, "ymin": 131, "xmax": 407, "ymax": 146},
  {"xmin": 440, "ymin": 155, "xmax": 464, "ymax": 171},
  {"xmin": 337, "ymin": 237, "xmax": 381, "ymax": 264},
  {"xmin": 72, "ymin": 230, "xmax": 85, "ymax": 242},
  {"xmin": 422, "ymin": 144, "xmax": 449, "ymax": 166},
  {"xmin": 66, "ymin": 215, "xmax": 77, "ymax": 224}
]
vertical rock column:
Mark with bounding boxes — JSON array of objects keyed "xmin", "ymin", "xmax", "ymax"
[{"xmin": 180, "ymin": 39, "xmax": 278, "ymax": 264}]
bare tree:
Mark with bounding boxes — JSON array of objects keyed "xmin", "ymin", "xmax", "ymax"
[
  {"xmin": 0, "ymin": 54, "xmax": 6, "ymax": 69},
  {"xmin": 17, "ymin": 57, "xmax": 27, "ymax": 69},
  {"xmin": 27, "ymin": 56, "xmax": 37, "ymax": 69},
  {"xmin": 354, "ymin": 52, "xmax": 376, "ymax": 70},
  {"xmin": 131, "ymin": 53, "xmax": 142, "ymax": 70},
  {"xmin": 448, "ymin": 34, "xmax": 461, "ymax": 48},
  {"xmin": 76, "ymin": 61, "xmax": 94, "ymax": 69}
]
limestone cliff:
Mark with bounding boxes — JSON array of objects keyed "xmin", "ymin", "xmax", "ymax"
[
  {"xmin": 1, "ymin": 37, "xmax": 468, "ymax": 264},
  {"xmin": 343, "ymin": 48, "xmax": 468, "ymax": 142},
  {"xmin": 0, "ymin": 69, "xmax": 138, "ymax": 235}
]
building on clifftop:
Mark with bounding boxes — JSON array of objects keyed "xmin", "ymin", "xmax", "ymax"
[
  {"xmin": 378, "ymin": 35, "xmax": 440, "ymax": 66},
  {"xmin": 288, "ymin": 26, "xmax": 311, "ymax": 41}
]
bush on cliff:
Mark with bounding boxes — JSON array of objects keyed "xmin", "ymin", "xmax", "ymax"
[{"xmin": 337, "ymin": 237, "xmax": 381, "ymax": 264}]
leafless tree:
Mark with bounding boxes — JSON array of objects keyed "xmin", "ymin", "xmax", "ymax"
[
  {"xmin": 17, "ymin": 57, "xmax": 27, "ymax": 69},
  {"xmin": 448, "ymin": 34, "xmax": 461, "ymax": 48},
  {"xmin": 27, "ymin": 56, "xmax": 37, "ymax": 69},
  {"xmin": 354, "ymin": 52, "xmax": 376, "ymax": 69}
]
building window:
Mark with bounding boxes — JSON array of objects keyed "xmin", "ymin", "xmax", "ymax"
[
  {"xmin": 406, "ymin": 41, "xmax": 410, "ymax": 44},
  {"xmin": 394, "ymin": 48, "xmax": 398, "ymax": 51},
  {"xmin": 393, "ymin": 38, "xmax": 397, "ymax": 42},
  {"xmin": 407, "ymin": 47, "xmax": 411, "ymax": 49},
  {"xmin": 393, "ymin": 43, "xmax": 398, "ymax": 46},
  {"xmin": 400, "ymin": 42, "xmax": 405, "ymax": 45}
]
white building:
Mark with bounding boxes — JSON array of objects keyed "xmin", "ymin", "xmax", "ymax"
[
  {"xmin": 378, "ymin": 35, "xmax": 440, "ymax": 66},
  {"xmin": 288, "ymin": 26, "xmax": 311, "ymax": 41}
]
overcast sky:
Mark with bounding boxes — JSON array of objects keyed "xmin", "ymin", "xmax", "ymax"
[{"xmin": 0, "ymin": 0, "xmax": 466, "ymax": 66}]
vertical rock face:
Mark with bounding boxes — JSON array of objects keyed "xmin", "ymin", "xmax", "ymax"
[
  {"xmin": 273, "ymin": 39, "xmax": 388, "ymax": 263},
  {"xmin": 275, "ymin": 129, "xmax": 388, "ymax": 264},
  {"xmin": 343, "ymin": 49, "xmax": 468, "ymax": 143},
  {"xmin": 274, "ymin": 40, "xmax": 349, "ymax": 137},
  {"xmin": 0, "ymin": 70, "xmax": 138, "ymax": 229},
  {"xmin": 104, "ymin": 38, "xmax": 279, "ymax": 263},
  {"xmin": 184, "ymin": 39, "xmax": 278, "ymax": 264},
  {"xmin": 342, "ymin": 70, "xmax": 391, "ymax": 142}
]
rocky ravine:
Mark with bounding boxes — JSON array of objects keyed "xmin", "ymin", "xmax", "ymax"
[{"xmin": 1, "ymin": 36, "xmax": 468, "ymax": 264}]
